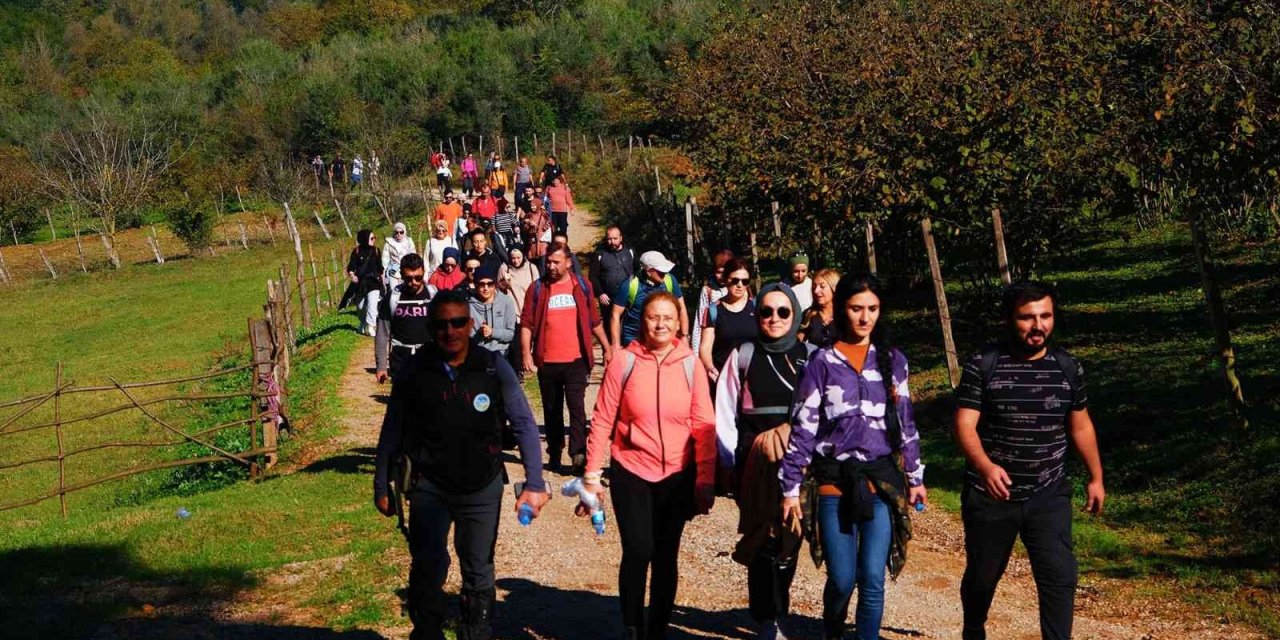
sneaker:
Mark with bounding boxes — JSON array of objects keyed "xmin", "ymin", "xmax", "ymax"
[
  {"xmin": 758, "ymin": 620, "xmax": 787, "ymax": 640},
  {"xmin": 570, "ymin": 453, "xmax": 586, "ymax": 477},
  {"xmin": 547, "ymin": 450, "xmax": 562, "ymax": 472}
]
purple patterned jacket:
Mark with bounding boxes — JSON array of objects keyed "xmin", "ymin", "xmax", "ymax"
[{"xmin": 779, "ymin": 344, "xmax": 925, "ymax": 497}]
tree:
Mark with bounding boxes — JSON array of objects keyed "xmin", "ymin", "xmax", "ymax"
[{"xmin": 33, "ymin": 101, "xmax": 180, "ymax": 268}]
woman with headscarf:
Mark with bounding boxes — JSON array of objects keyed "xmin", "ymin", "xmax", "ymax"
[
  {"xmin": 425, "ymin": 219, "xmax": 457, "ymax": 274},
  {"xmin": 341, "ymin": 229, "xmax": 384, "ymax": 336},
  {"xmin": 382, "ymin": 221, "xmax": 417, "ymax": 288},
  {"xmin": 798, "ymin": 268, "xmax": 841, "ymax": 349},
  {"xmin": 715, "ymin": 283, "xmax": 811, "ymax": 640},
  {"xmin": 780, "ymin": 274, "xmax": 928, "ymax": 640}
]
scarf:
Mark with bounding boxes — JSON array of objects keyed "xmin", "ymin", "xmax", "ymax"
[{"xmin": 756, "ymin": 282, "xmax": 800, "ymax": 354}]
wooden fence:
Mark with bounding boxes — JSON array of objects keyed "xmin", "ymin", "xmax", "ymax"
[{"xmin": 0, "ymin": 213, "xmax": 352, "ymax": 518}]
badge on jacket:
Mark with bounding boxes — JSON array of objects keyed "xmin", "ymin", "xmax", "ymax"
[{"xmin": 473, "ymin": 393, "xmax": 492, "ymax": 412}]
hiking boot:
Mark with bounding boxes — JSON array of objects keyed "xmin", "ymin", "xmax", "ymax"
[{"xmin": 547, "ymin": 450, "xmax": 563, "ymax": 472}]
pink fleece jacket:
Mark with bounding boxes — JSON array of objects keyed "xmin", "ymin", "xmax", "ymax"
[{"xmin": 586, "ymin": 340, "xmax": 716, "ymax": 489}]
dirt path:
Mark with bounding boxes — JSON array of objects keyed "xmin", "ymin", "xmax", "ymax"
[{"xmin": 299, "ymin": 209, "xmax": 1261, "ymax": 640}]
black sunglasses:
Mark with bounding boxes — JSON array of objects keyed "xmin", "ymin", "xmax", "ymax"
[
  {"xmin": 403, "ymin": 274, "xmax": 425, "ymax": 283},
  {"xmin": 759, "ymin": 305, "xmax": 792, "ymax": 320},
  {"xmin": 431, "ymin": 317, "xmax": 470, "ymax": 331},
  {"xmin": 726, "ymin": 277, "xmax": 751, "ymax": 286},
  {"xmin": 476, "ymin": 280, "xmax": 496, "ymax": 288}
]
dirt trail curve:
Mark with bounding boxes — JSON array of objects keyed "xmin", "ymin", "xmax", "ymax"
[{"xmin": 322, "ymin": 206, "xmax": 1259, "ymax": 640}]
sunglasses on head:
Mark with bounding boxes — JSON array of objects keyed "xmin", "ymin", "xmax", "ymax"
[
  {"xmin": 726, "ymin": 277, "xmax": 750, "ymax": 286},
  {"xmin": 758, "ymin": 305, "xmax": 792, "ymax": 320},
  {"xmin": 431, "ymin": 317, "xmax": 470, "ymax": 331}
]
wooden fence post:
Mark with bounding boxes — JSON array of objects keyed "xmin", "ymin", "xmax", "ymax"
[
  {"xmin": 277, "ymin": 264, "xmax": 297, "ymax": 350},
  {"xmin": 654, "ymin": 166, "xmax": 662, "ymax": 196},
  {"xmin": 333, "ymin": 199, "xmax": 354, "ymax": 238},
  {"xmin": 313, "ymin": 210, "xmax": 331, "ymax": 240},
  {"xmin": 865, "ymin": 219, "xmax": 877, "ymax": 274},
  {"xmin": 771, "ymin": 201, "xmax": 782, "ymax": 240},
  {"xmin": 261, "ymin": 216, "xmax": 276, "ymax": 246},
  {"xmin": 236, "ymin": 185, "xmax": 247, "ymax": 212},
  {"xmin": 283, "ymin": 204, "xmax": 313, "ymax": 330},
  {"xmin": 921, "ymin": 217, "xmax": 961, "ymax": 388},
  {"xmin": 239, "ymin": 223, "xmax": 250, "ymax": 250},
  {"xmin": 39, "ymin": 249, "xmax": 57, "ymax": 280},
  {"xmin": 552, "ymin": 131, "xmax": 557, "ymax": 157},
  {"xmin": 44, "ymin": 209, "xmax": 56, "ymax": 241},
  {"xmin": 0, "ymin": 245, "xmax": 9, "ymax": 284},
  {"xmin": 685, "ymin": 198, "xmax": 696, "ymax": 286},
  {"xmin": 749, "ymin": 229, "xmax": 761, "ymax": 291},
  {"xmin": 992, "ymin": 208, "xmax": 1012, "ymax": 285},
  {"xmin": 320, "ymin": 245, "xmax": 335, "ymax": 309},
  {"xmin": 308, "ymin": 244, "xmax": 322, "ymax": 315},
  {"xmin": 55, "ymin": 362, "xmax": 67, "ymax": 518}
]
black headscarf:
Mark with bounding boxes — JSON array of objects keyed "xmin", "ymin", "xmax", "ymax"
[{"xmin": 756, "ymin": 282, "xmax": 800, "ymax": 353}]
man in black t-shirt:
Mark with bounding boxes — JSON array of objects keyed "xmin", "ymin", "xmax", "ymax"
[
  {"xmin": 953, "ymin": 280, "xmax": 1105, "ymax": 640},
  {"xmin": 538, "ymin": 154, "xmax": 563, "ymax": 188},
  {"xmin": 375, "ymin": 254, "xmax": 434, "ymax": 384}
]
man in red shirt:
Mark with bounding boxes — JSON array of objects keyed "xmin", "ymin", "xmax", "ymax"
[
  {"xmin": 520, "ymin": 242, "xmax": 611, "ymax": 473},
  {"xmin": 471, "ymin": 184, "xmax": 499, "ymax": 222}
]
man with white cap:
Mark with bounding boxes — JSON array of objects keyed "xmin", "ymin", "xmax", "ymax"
[
  {"xmin": 611, "ymin": 250, "xmax": 689, "ymax": 350},
  {"xmin": 382, "ymin": 222, "xmax": 417, "ymax": 288}
]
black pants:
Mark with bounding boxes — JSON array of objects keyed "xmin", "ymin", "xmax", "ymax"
[
  {"xmin": 537, "ymin": 358, "xmax": 588, "ymax": 457},
  {"xmin": 960, "ymin": 478, "xmax": 1077, "ymax": 640},
  {"xmin": 551, "ymin": 211, "xmax": 569, "ymax": 236},
  {"xmin": 390, "ymin": 345, "xmax": 418, "ymax": 378},
  {"xmin": 745, "ymin": 518, "xmax": 797, "ymax": 623},
  {"xmin": 612, "ymin": 463, "xmax": 694, "ymax": 639},
  {"xmin": 407, "ymin": 474, "xmax": 503, "ymax": 640}
]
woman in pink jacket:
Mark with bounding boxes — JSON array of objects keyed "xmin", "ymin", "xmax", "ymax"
[{"xmin": 583, "ymin": 291, "xmax": 716, "ymax": 640}]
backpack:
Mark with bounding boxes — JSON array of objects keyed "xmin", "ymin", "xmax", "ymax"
[
  {"xmin": 734, "ymin": 341, "xmax": 817, "ymax": 416},
  {"xmin": 626, "ymin": 273, "xmax": 675, "ymax": 306},
  {"xmin": 976, "ymin": 344, "xmax": 1082, "ymax": 401}
]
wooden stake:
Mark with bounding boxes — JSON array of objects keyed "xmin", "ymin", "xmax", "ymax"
[
  {"xmin": 749, "ymin": 230, "xmax": 761, "ymax": 291},
  {"xmin": 39, "ymin": 248, "xmax": 57, "ymax": 279},
  {"xmin": 865, "ymin": 219, "xmax": 877, "ymax": 274},
  {"xmin": 282, "ymin": 204, "xmax": 313, "ymax": 330},
  {"xmin": 685, "ymin": 198, "xmax": 696, "ymax": 286},
  {"xmin": 628, "ymin": 135, "xmax": 633, "ymax": 160},
  {"xmin": 654, "ymin": 165, "xmax": 662, "ymax": 195},
  {"xmin": 771, "ymin": 201, "xmax": 782, "ymax": 239},
  {"xmin": 599, "ymin": 134, "xmax": 605, "ymax": 156},
  {"xmin": 1190, "ymin": 215, "xmax": 1249, "ymax": 428},
  {"xmin": 333, "ymin": 199, "xmax": 354, "ymax": 237},
  {"xmin": 0, "ymin": 245, "xmax": 9, "ymax": 284},
  {"xmin": 10, "ymin": 221, "xmax": 17, "ymax": 245},
  {"xmin": 262, "ymin": 215, "xmax": 277, "ymax": 246},
  {"xmin": 992, "ymin": 208, "xmax": 1012, "ymax": 285},
  {"xmin": 308, "ymin": 244, "xmax": 322, "ymax": 316},
  {"xmin": 313, "ymin": 210, "xmax": 331, "ymax": 240},
  {"xmin": 55, "ymin": 362, "xmax": 67, "ymax": 517},
  {"xmin": 99, "ymin": 231, "xmax": 120, "ymax": 269},
  {"xmin": 44, "ymin": 209, "xmax": 56, "ymax": 241},
  {"xmin": 319, "ymin": 244, "xmax": 335, "ymax": 309},
  {"xmin": 372, "ymin": 194, "xmax": 391, "ymax": 226},
  {"xmin": 145, "ymin": 236, "xmax": 165, "ymax": 264},
  {"xmin": 277, "ymin": 264, "xmax": 297, "ymax": 350},
  {"xmin": 236, "ymin": 185, "xmax": 246, "ymax": 213},
  {"xmin": 71, "ymin": 215, "xmax": 87, "ymax": 273},
  {"xmin": 514, "ymin": 136, "xmax": 520, "ymax": 162},
  {"xmin": 239, "ymin": 223, "xmax": 250, "ymax": 249},
  {"xmin": 921, "ymin": 217, "xmax": 960, "ymax": 388},
  {"xmin": 552, "ymin": 131, "xmax": 557, "ymax": 157}
]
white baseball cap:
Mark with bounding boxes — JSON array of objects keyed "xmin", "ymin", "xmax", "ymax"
[{"xmin": 639, "ymin": 250, "xmax": 676, "ymax": 274}]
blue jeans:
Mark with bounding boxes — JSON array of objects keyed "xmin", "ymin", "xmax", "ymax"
[{"xmin": 819, "ymin": 494, "xmax": 892, "ymax": 639}]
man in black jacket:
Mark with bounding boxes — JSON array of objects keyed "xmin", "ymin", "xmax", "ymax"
[
  {"xmin": 588, "ymin": 225, "xmax": 635, "ymax": 338},
  {"xmin": 374, "ymin": 289, "xmax": 550, "ymax": 640}
]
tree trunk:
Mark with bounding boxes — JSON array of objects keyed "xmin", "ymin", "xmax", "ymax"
[
  {"xmin": 1190, "ymin": 215, "xmax": 1249, "ymax": 428},
  {"xmin": 992, "ymin": 208, "xmax": 1012, "ymax": 285},
  {"xmin": 99, "ymin": 232, "xmax": 121, "ymax": 269},
  {"xmin": 865, "ymin": 219, "xmax": 877, "ymax": 274}
]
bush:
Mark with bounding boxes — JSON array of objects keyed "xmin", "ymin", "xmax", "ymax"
[{"xmin": 164, "ymin": 193, "xmax": 217, "ymax": 252}]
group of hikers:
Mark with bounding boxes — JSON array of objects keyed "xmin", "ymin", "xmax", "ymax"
[
  {"xmin": 342, "ymin": 176, "xmax": 1105, "ymax": 640},
  {"xmin": 312, "ymin": 151, "xmax": 380, "ymax": 190}
]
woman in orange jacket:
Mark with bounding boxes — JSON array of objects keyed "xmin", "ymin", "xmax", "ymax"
[{"xmin": 583, "ymin": 291, "xmax": 716, "ymax": 640}]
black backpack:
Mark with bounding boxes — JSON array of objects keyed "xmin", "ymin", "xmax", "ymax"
[{"xmin": 976, "ymin": 344, "xmax": 1083, "ymax": 406}]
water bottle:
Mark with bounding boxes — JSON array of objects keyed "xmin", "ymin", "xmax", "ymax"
[
  {"xmin": 561, "ymin": 477, "xmax": 606, "ymax": 535},
  {"xmin": 914, "ymin": 501, "xmax": 926, "ymax": 513},
  {"xmin": 176, "ymin": 507, "xmax": 191, "ymax": 520},
  {"xmin": 517, "ymin": 503, "xmax": 535, "ymax": 527}
]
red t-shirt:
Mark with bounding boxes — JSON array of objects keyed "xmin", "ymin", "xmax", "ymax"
[
  {"xmin": 472, "ymin": 196, "xmax": 498, "ymax": 220},
  {"xmin": 541, "ymin": 279, "xmax": 581, "ymax": 363}
]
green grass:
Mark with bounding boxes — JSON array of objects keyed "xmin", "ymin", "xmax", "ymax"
[
  {"xmin": 906, "ymin": 222, "xmax": 1279, "ymax": 635},
  {"xmin": 0, "ymin": 306, "xmax": 388, "ymax": 638}
]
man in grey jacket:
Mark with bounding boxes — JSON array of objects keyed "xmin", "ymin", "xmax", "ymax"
[{"xmin": 469, "ymin": 263, "xmax": 517, "ymax": 356}]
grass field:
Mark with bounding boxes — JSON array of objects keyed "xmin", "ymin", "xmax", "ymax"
[
  {"xmin": 0, "ymin": 233, "xmax": 354, "ymax": 522},
  {"xmin": 903, "ymin": 223, "xmax": 1280, "ymax": 634}
]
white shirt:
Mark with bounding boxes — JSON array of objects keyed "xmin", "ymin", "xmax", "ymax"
[
  {"xmin": 427, "ymin": 235, "xmax": 457, "ymax": 273},
  {"xmin": 792, "ymin": 278, "xmax": 813, "ymax": 314},
  {"xmin": 382, "ymin": 235, "xmax": 417, "ymax": 269}
]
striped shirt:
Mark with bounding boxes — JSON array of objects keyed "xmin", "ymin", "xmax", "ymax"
[{"xmin": 955, "ymin": 349, "xmax": 1087, "ymax": 500}]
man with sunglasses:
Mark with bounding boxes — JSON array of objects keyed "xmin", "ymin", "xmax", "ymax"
[
  {"xmin": 375, "ymin": 288, "xmax": 549, "ymax": 640},
  {"xmin": 374, "ymin": 254, "xmax": 434, "ymax": 384}
]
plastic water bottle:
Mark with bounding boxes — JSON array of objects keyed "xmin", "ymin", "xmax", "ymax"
[
  {"xmin": 561, "ymin": 477, "xmax": 606, "ymax": 535},
  {"xmin": 176, "ymin": 507, "xmax": 191, "ymax": 520},
  {"xmin": 914, "ymin": 502, "xmax": 926, "ymax": 513},
  {"xmin": 517, "ymin": 503, "xmax": 535, "ymax": 527}
]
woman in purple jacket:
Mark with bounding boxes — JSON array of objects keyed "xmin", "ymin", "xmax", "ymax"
[{"xmin": 780, "ymin": 274, "xmax": 928, "ymax": 640}]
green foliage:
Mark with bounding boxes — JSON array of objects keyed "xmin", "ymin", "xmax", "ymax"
[{"xmin": 163, "ymin": 191, "xmax": 218, "ymax": 251}]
